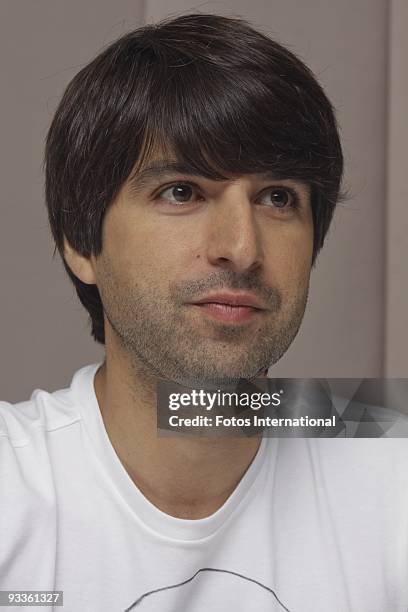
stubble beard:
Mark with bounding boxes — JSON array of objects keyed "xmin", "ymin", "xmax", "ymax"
[{"xmin": 100, "ymin": 273, "xmax": 309, "ymax": 387}]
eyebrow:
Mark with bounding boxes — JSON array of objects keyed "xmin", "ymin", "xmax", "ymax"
[
  {"xmin": 127, "ymin": 161, "xmax": 215, "ymax": 195},
  {"xmin": 127, "ymin": 160, "xmax": 309, "ymax": 195}
]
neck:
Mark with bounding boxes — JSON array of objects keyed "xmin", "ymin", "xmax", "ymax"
[{"xmin": 93, "ymin": 341, "xmax": 262, "ymax": 519}]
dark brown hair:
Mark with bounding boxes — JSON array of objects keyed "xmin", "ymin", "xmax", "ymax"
[{"xmin": 45, "ymin": 13, "xmax": 345, "ymax": 344}]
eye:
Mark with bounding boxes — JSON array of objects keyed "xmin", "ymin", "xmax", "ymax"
[
  {"xmin": 155, "ymin": 182, "xmax": 201, "ymax": 205},
  {"xmin": 259, "ymin": 187, "xmax": 299, "ymax": 210}
]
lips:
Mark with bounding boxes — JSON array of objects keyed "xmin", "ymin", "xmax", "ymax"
[
  {"xmin": 190, "ymin": 292, "xmax": 266, "ymax": 310},
  {"xmin": 187, "ymin": 292, "xmax": 267, "ymax": 324}
]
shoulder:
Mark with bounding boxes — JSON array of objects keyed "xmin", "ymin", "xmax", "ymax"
[
  {"xmin": 0, "ymin": 389, "xmax": 76, "ymax": 574},
  {"xmin": 0, "ymin": 362, "xmax": 100, "ymax": 444},
  {"xmin": 305, "ymin": 437, "xmax": 408, "ymax": 501},
  {"xmin": 0, "ymin": 380, "xmax": 80, "ymax": 498},
  {"xmin": 0, "ymin": 364, "xmax": 100, "ymax": 573},
  {"xmin": 0, "ymin": 387, "xmax": 80, "ymax": 447},
  {"xmin": 0, "ymin": 363, "xmax": 100, "ymax": 480}
]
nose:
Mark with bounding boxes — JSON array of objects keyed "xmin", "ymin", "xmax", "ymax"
[{"xmin": 205, "ymin": 183, "xmax": 264, "ymax": 274}]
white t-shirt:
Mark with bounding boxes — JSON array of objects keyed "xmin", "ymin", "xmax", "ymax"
[{"xmin": 0, "ymin": 363, "xmax": 407, "ymax": 612}]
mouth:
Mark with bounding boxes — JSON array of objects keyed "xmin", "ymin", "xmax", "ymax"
[{"xmin": 187, "ymin": 292, "xmax": 267, "ymax": 325}]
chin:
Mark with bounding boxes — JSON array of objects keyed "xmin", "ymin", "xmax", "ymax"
[{"xmin": 172, "ymin": 365, "xmax": 267, "ymax": 389}]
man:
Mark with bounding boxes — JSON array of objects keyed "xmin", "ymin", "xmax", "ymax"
[{"xmin": 1, "ymin": 13, "xmax": 407, "ymax": 612}]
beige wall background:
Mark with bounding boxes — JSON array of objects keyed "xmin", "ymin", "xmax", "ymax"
[{"xmin": 0, "ymin": 0, "xmax": 406, "ymax": 402}]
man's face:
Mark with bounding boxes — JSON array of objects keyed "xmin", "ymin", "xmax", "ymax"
[{"xmin": 91, "ymin": 157, "xmax": 314, "ymax": 385}]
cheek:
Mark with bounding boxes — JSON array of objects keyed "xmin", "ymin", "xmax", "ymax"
[
  {"xmin": 263, "ymin": 226, "xmax": 313, "ymax": 292},
  {"xmin": 101, "ymin": 208, "xmax": 196, "ymax": 286}
]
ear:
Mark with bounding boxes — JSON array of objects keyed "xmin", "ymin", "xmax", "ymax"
[{"xmin": 63, "ymin": 237, "xmax": 97, "ymax": 285}]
